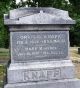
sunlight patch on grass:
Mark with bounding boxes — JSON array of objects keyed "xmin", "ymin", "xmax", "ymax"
[{"xmin": 0, "ymin": 48, "xmax": 9, "ymax": 61}]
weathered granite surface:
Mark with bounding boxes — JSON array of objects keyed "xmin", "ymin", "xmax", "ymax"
[
  {"xmin": 4, "ymin": 79, "xmax": 80, "ymax": 88},
  {"xmin": 9, "ymin": 25, "xmax": 70, "ymax": 31},
  {"xmin": 4, "ymin": 7, "xmax": 80, "ymax": 88},
  {"xmin": 7, "ymin": 60, "xmax": 75, "ymax": 83},
  {"xmin": 4, "ymin": 7, "xmax": 75, "ymax": 25},
  {"xmin": 10, "ymin": 31, "xmax": 69, "ymax": 63}
]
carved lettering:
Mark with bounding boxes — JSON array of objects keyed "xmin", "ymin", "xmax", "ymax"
[
  {"xmin": 23, "ymin": 68, "xmax": 61, "ymax": 82},
  {"xmin": 11, "ymin": 31, "xmax": 68, "ymax": 62}
]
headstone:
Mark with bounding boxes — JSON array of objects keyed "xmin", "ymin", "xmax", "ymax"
[
  {"xmin": 4, "ymin": 7, "xmax": 80, "ymax": 88},
  {"xmin": 78, "ymin": 48, "xmax": 80, "ymax": 54}
]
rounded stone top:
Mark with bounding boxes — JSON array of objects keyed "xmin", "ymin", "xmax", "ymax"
[{"xmin": 4, "ymin": 7, "xmax": 75, "ymax": 25}]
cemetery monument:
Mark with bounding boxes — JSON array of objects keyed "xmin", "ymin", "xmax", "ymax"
[{"xmin": 4, "ymin": 7, "xmax": 80, "ymax": 88}]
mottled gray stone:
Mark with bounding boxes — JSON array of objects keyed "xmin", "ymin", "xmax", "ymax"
[
  {"xmin": 4, "ymin": 79, "xmax": 80, "ymax": 88},
  {"xmin": 7, "ymin": 60, "xmax": 75, "ymax": 83},
  {"xmin": 4, "ymin": 7, "xmax": 80, "ymax": 88},
  {"xmin": 9, "ymin": 25, "xmax": 70, "ymax": 31},
  {"xmin": 10, "ymin": 31, "xmax": 69, "ymax": 63},
  {"xmin": 4, "ymin": 7, "xmax": 75, "ymax": 25},
  {"xmin": 9, "ymin": 7, "xmax": 71, "ymax": 19}
]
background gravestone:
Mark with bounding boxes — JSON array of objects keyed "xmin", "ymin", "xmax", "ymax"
[
  {"xmin": 4, "ymin": 7, "xmax": 80, "ymax": 88},
  {"xmin": 78, "ymin": 48, "xmax": 80, "ymax": 54}
]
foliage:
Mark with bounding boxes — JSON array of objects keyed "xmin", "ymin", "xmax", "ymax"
[
  {"xmin": 18, "ymin": 0, "xmax": 69, "ymax": 9},
  {"xmin": 0, "ymin": 1, "xmax": 9, "ymax": 48},
  {"xmin": 0, "ymin": 0, "xmax": 16, "ymax": 48},
  {"xmin": 69, "ymin": 0, "xmax": 80, "ymax": 14},
  {"xmin": 69, "ymin": 0, "xmax": 80, "ymax": 46}
]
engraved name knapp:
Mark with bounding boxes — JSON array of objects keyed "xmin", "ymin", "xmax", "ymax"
[{"xmin": 23, "ymin": 68, "xmax": 61, "ymax": 81}]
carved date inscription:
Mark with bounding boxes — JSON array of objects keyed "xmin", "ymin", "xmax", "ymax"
[{"xmin": 11, "ymin": 31, "xmax": 68, "ymax": 62}]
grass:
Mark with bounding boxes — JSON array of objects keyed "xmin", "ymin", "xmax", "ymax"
[
  {"xmin": 69, "ymin": 47, "xmax": 80, "ymax": 78},
  {"xmin": 0, "ymin": 48, "xmax": 9, "ymax": 63},
  {"xmin": 0, "ymin": 65, "xmax": 6, "ymax": 88},
  {"xmin": 0, "ymin": 48, "xmax": 9, "ymax": 88},
  {"xmin": 0, "ymin": 48, "xmax": 9, "ymax": 56},
  {"xmin": 70, "ymin": 47, "xmax": 80, "ymax": 62},
  {"xmin": 0, "ymin": 47, "xmax": 80, "ymax": 87}
]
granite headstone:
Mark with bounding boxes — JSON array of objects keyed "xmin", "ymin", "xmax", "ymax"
[{"xmin": 4, "ymin": 7, "xmax": 80, "ymax": 88}]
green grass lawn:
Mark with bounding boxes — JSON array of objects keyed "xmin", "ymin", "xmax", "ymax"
[
  {"xmin": 0, "ymin": 48, "xmax": 9, "ymax": 62},
  {"xmin": 0, "ymin": 65, "xmax": 6, "ymax": 88},
  {"xmin": 0, "ymin": 47, "xmax": 80, "ymax": 88}
]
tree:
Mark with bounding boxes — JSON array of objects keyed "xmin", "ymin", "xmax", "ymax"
[
  {"xmin": 21, "ymin": 0, "xmax": 68, "ymax": 9},
  {"xmin": 69, "ymin": 0, "xmax": 80, "ymax": 14},
  {"xmin": 69, "ymin": 0, "xmax": 80, "ymax": 46},
  {"xmin": 0, "ymin": 0, "xmax": 17, "ymax": 48}
]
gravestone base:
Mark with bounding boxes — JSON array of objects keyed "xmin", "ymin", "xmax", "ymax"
[
  {"xmin": 4, "ymin": 79, "xmax": 80, "ymax": 88},
  {"xmin": 7, "ymin": 60, "xmax": 75, "ymax": 83}
]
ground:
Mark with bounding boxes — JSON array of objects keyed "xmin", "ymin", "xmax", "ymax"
[
  {"xmin": 70, "ymin": 47, "xmax": 80, "ymax": 78},
  {"xmin": 0, "ymin": 47, "xmax": 80, "ymax": 88},
  {"xmin": 70, "ymin": 47, "xmax": 80, "ymax": 62}
]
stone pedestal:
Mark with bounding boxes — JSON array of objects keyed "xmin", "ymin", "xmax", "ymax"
[
  {"xmin": 4, "ymin": 79, "xmax": 80, "ymax": 88},
  {"xmin": 7, "ymin": 60, "xmax": 74, "ymax": 83},
  {"xmin": 4, "ymin": 7, "xmax": 80, "ymax": 88}
]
